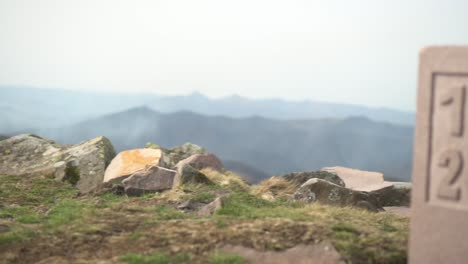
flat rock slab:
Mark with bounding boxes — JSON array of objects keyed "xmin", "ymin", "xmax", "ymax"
[
  {"xmin": 220, "ymin": 242, "xmax": 346, "ymax": 264},
  {"xmin": 103, "ymin": 149, "xmax": 164, "ymax": 183},
  {"xmin": 0, "ymin": 134, "xmax": 115, "ymax": 193},
  {"xmin": 322, "ymin": 166, "xmax": 393, "ymax": 192}
]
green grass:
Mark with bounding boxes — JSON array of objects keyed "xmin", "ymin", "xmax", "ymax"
[
  {"xmin": 45, "ymin": 199, "xmax": 86, "ymax": 230},
  {"xmin": 0, "ymin": 175, "xmax": 78, "ymax": 206},
  {"xmin": 0, "ymin": 174, "xmax": 409, "ymax": 263},
  {"xmin": 120, "ymin": 252, "xmax": 190, "ymax": 264},
  {"xmin": 153, "ymin": 206, "xmax": 186, "ymax": 220},
  {"xmin": 0, "ymin": 206, "xmax": 43, "ymax": 224},
  {"xmin": 216, "ymin": 192, "xmax": 274, "ymax": 218},
  {"xmin": 0, "ymin": 227, "xmax": 35, "ymax": 246},
  {"xmin": 209, "ymin": 252, "xmax": 246, "ymax": 264},
  {"xmin": 191, "ymin": 191, "xmax": 215, "ymax": 203}
]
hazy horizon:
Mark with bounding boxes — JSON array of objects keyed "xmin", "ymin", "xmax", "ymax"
[{"xmin": 2, "ymin": 0, "xmax": 468, "ymax": 112}]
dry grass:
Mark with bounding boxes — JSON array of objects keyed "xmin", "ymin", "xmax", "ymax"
[
  {"xmin": 251, "ymin": 176, "xmax": 296, "ymax": 201},
  {"xmin": 200, "ymin": 169, "xmax": 250, "ymax": 192}
]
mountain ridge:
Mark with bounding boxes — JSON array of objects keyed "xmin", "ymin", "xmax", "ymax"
[{"xmin": 39, "ymin": 106, "xmax": 413, "ymax": 183}]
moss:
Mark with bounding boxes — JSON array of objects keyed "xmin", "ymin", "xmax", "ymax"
[
  {"xmin": 145, "ymin": 142, "xmax": 161, "ymax": 150},
  {"xmin": 64, "ymin": 165, "xmax": 80, "ymax": 185},
  {"xmin": 209, "ymin": 252, "xmax": 246, "ymax": 264}
]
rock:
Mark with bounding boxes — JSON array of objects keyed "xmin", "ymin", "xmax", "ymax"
[
  {"xmin": 176, "ymin": 153, "xmax": 224, "ymax": 172},
  {"xmin": 146, "ymin": 142, "xmax": 207, "ymax": 168},
  {"xmin": 122, "ymin": 166, "xmax": 176, "ymax": 196},
  {"xmin": 197, "ymin": 190, "xmax": 231, "ymax": 216},
  {"xmin": 371, "ymin": 182, "xmax": 411, "ymax": 206},
  {"xmin": 294, "ymin": 178, "xmax": 381, "ymax": 211},
  {"xmin": 0, "ymin": 134, "xmax": 115, "ymax": 193},
  {"xmin": 282, "ymin": 171, "xmax": 345, "ymax": 187},
  {"xmin": 173, "ymin": 163, "xmax": 213, "ymax": 187},
  {"xmin": 197, "ymin": 197, "xmax": 223, "ymax": 217},
  {"xmin": 321, "ymin": 166, "xmax": 393, "ymax": 192},
  {"xmin": 103, "ymin": 148, "xmax": 165, "ymax": 183},
  {"xmin": 220, "ymin": 242, "xmax": 346, "ymax": 264}
]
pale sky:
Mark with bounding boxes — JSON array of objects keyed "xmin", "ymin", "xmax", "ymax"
[{"xmin": 1, "ymin": 0, "xmax": 467, "ymax": 111}]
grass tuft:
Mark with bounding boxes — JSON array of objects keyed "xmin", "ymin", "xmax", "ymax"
[{"xmin": 209, "ymin": 252, "xmax": 246, "ymax": 264}]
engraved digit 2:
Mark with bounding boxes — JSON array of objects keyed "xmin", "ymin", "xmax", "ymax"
[
  {"xmin": 440, "ymin": 85, "xmax": 466, "ymax": 137},
  {"xmin": 437, "ymin": 150, "xmax": 463, "ymax": 201}
]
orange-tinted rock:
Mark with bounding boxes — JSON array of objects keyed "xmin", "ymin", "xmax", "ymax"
[{"xmin": 103, "ymin": 149, "xmax": 164, "ymax": 183}]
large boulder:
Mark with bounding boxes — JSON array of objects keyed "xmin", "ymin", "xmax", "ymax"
[
  {"xmin": 146, "ymin": 142, "xmax": 207, "ymax": 168},
  {"xmin": 103, "ymin": 149, "xmax": 165, "ymax": 183},
  {"xmin": 281, "ymin": 171, "xmax": 345, "ymax": 187},
  {"xmin": 173, "ymin": 163, "xmax": 213, "ymax": 187},
  {"xmin": 0, "ymin": 134, "xmax": 115, "ymax": 193},
  {"xmin": 371, "ymin": 182, "xmax": 411, "ymax": 207},
  {"xmin": 122, "ymin": 166, "xmax": 176, "ymax": 196},
  {"xmin": 176, "ymin": 153, "xmax": 224, "ymax": 172},
  {"xmin": 321, "ymin": 166, "xmax": 393, "ymax": 192},
  {"xmin": 294, "ymin": 178, "xmax": 382, "ymax": 211}
]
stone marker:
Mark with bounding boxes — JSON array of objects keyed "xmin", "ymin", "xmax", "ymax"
[{"xmin": 410, "ymin": 46, "xmax": 468, "ymax": 264}]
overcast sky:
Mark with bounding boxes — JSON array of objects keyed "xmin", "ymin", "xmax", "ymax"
[{"xmin": 1, "ymin": 0, "xmax": 467, "ymax": 111}]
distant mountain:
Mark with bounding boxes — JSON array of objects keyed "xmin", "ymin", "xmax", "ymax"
[
  {"xmin": 42, "ymin": 107, "xmax": 414, "ymax": 182},
  {"xmin": 0, "ymin": 86, "xmax": 414, "ymax": 134},
  {"xmin": 151, "ymin": 92, "xmax": 415, "ymax": 126}
]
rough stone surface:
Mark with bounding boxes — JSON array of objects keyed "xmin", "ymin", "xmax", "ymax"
[
  {"xmin": 282, "ymin": 171, "xmax": 345, "ymax": 187},
  {"xmin": 146, "ymin": 142, "xmax": 207, "ymax": 168},
  {"xmin": 122, "ymin": 166, "xmax": 176, "ymax": 196},
  {"xmin": 176, "ymin": 153, "xmax": 224, "ymax": 172},
  {"xmin": 221, "ymin": 242, "xmax": 346, "ymax": 264},
  {"xmin": 371, "ymin": 182, "xmax": 411, "ymax": 207},
  {"xmin": 294, "ymin": 178, "xmax": 381, "ymax": 211},
  {"xmin": 410, "ymin": 46, "xmax": 468, "ymax": 264},
  {"xmin": 197, "ymin": 197, "xmax": 223, "ymax": 217},
  {"xmin": 321, "ymin": 166, "xmax": 393, "ymax": 192},
  {"xmin": 173, "ymin": 163, "xmax": 213, "ymax": 187},
  {"xmin": 0, "ymin": 134, "xmax": 115, "ymax": 193},
  {"xmin": 103, "ymin": 149, "xmax": 164, "ymax": 183}
]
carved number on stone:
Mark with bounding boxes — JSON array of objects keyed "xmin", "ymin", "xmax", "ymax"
[
  {"xmin": 440, "ymin": 85, "xmax": 466, "ymax": 137},
  {"xmin": 437, "ymin": 150, "xmax": 463, "ymax": 201}
]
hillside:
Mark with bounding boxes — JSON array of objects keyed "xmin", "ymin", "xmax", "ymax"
[
  {"xmin": 42, "ymin": 107, "xmax": 414, "ymax": 182},
  {"xmin": 0, "ymin": 134, "xmax": 410, "ymax": 263}
]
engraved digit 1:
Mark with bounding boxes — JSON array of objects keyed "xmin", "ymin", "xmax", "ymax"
[
  {"xmin": 440, "ymin": 85, "xmax": 466, "ymax": 137},
  {"xmin": 437, "ymin": 150, "xmax": 463, "ymax": 201}
]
